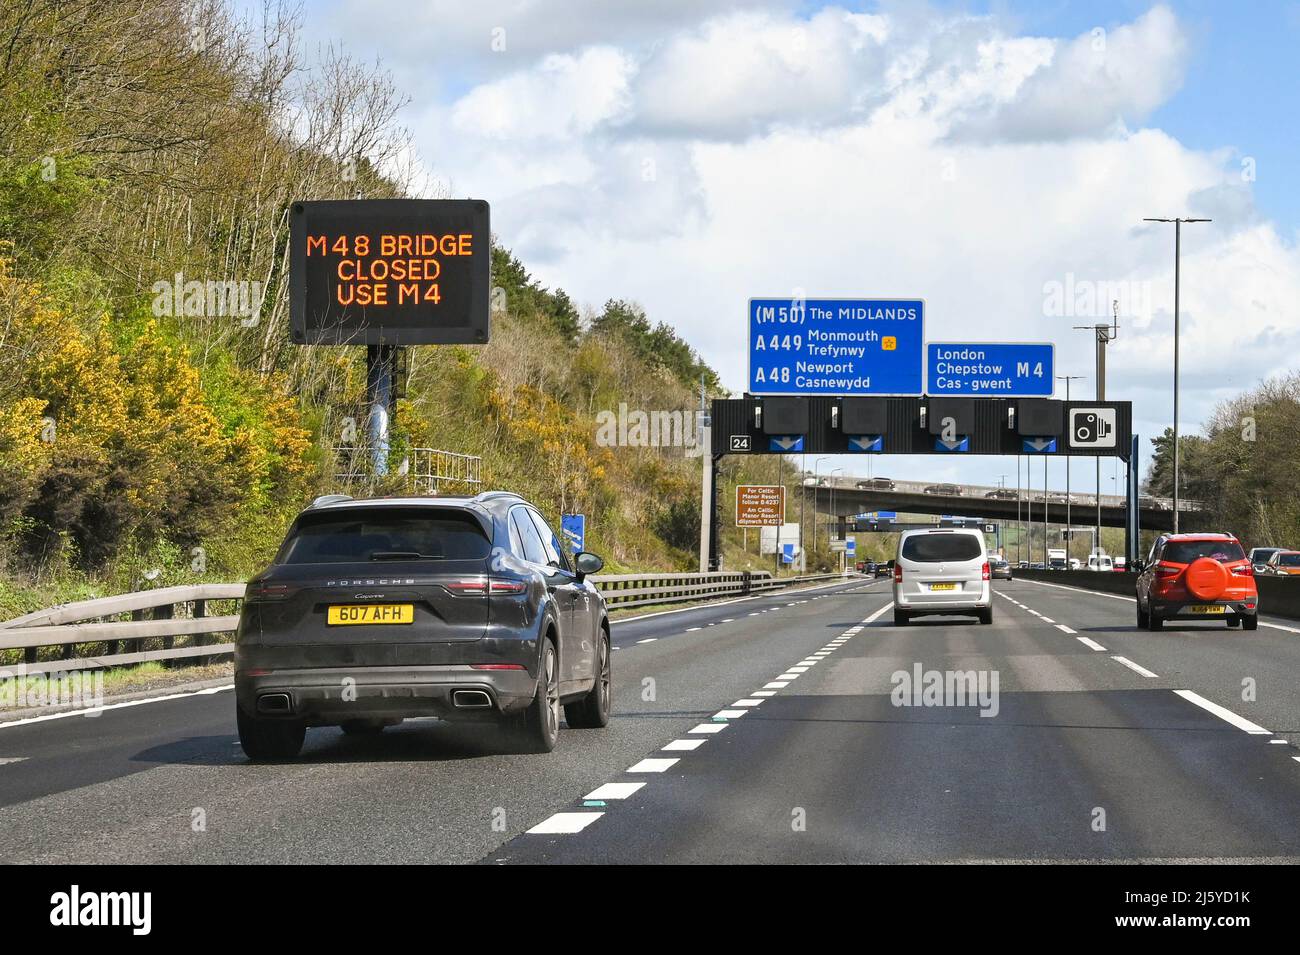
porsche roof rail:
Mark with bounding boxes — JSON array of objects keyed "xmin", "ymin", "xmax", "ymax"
[
  {"xmin": 308, "ymin": 493, "xmax": 354, "ymax": 508},
  {"xmin": 473, "ymin": 491, "xmax": 525, "ymax": 504}
]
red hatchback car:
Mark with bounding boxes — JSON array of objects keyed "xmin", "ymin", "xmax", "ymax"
[{"xmin": 1135, "ymin": 533, "xmax": 1258, "ymax": 630}]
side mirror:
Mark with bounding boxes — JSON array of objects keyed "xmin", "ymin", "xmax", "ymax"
[{"xmin": 574, "ymin": 551, "xmax": 604, "ymax": 580}]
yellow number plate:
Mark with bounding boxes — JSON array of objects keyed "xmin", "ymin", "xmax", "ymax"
[
  {"xmin": 1187, "ymin": 605, "xmax": 1226, "ymax": 615},
  {"xmin": 929, "ymin": 583, "xmax": 958, "ymax": 592},
  {"xmin": 327, "ymin": 604, "xmax": 414, "ymax": 625}
]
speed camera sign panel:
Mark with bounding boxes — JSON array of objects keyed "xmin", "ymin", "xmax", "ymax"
[{"xmin": 1068, "ymin": 407, "xmax": 1117, "ymax": 449}]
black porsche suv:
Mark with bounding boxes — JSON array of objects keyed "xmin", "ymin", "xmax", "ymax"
[{"xmin": 234, "ymin": 492, "xmax": 611, "ymax": 760}]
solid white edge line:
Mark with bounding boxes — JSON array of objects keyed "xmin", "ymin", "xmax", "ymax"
[
  {"xmin": 1174, "ymin": 689, "xmax": 1271, "ymax": 735},
  {"xmin": 1111, "ymin": 655, "xmax": 1159, "ymax": 678},
  {"xmin": 0, "ymin": 683, "xmax": 235, "ymax": 729}
]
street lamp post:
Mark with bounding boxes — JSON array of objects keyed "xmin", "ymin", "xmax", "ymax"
[
  {"xmin": 812, "ymin": 456, "xmax": 830, "ymax": 566},
  {"xmin": 829, "ymin": 467, "xmax": 844, "ymax": 556},
  {"xmin": 1143, "ymin": 216, "xmax": 1211, "ymax": 534},
  {"xmin": 1056, "ymin": 374, "xmax": 1085, "ymax": 556},
  {"xmin": 1075, "ymin": 302, "xmax": 1118, "ymax": 555}
]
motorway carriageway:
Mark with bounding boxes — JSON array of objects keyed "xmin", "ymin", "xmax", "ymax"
[{"xmin": 0, "ymin": 578, "xmax": 1297, "ymax": 864}]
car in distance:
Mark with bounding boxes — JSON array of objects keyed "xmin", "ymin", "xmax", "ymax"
[
  {"xmin": 875, "ymin": 560, "xmax": 893, "ymax": 578},
  {"xmin": 989, "ymin": 557, "xmax": 1013, "ymax": 580},
  {"xmin": 1247, "ymin": 546, "xmax": 1282, "ymax": 573},
  {"xmin": 923, "ymin": 483, "xmax": 963, "ymax": 496},
  {"xmin": 984, "ymin": 488, "xmax": 1018, "ymax": 500},
  {"xmin": 892, "ymin": 527, "xmax": 992, "ymax": 626},
  {"xmin": 234, "ymin": 492, "xmax": 611, "ymax": 760},
  {"xmin": 1263, "ymin": 550, "xmax": 1300, "ymax": 576},
  {"xmin": 857, "ymin": 477, "xmax": 896, "ymax": 490},
  {"xmin": 1134, "ymin": 533, "xmax": 1258, "ymax": 631},
  {"xmin": 1087, "ymin": 554, "xmax": 1114, "ymax": 572}
]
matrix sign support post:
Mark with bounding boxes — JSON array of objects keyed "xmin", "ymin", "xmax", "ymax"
[
  {"xmin": 708, "ymin": 454, "xmax": 722, "ymax": 572},
  {"xmin": 698, "ymin": 417, "xmax": 712, "ymax": 572},
  {"xmin": 1126, "ymin": 433, "xmax": 1141, "ymax": 567},
  {"xmin": 366, "ymin": 344, "xmax": 398, "ymax": 477}
]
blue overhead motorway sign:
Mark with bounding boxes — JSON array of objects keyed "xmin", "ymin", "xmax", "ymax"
[
  {"xmin": 926, "ymin": 342, "xmax": 1053, "ymax": 396},
  {"xmin": 748, "ymin": 298, "xmax": 924, "ymax": 395}
]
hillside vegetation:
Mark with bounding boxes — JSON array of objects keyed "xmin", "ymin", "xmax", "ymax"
[
  {"xmin": 1143, "ymin": 375, "xmax": 1300, "ymax": 548},
  {"xmin": 0, "ymin": 0, "xmax": 798, "ymax": 620}
]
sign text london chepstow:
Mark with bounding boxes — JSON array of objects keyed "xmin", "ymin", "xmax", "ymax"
[
  {"xmin": 748, "ymin": 298, "xmax": 924, "ymax": 395},
  {"xmin": 926, "ymin": 342, "xmax": 1053, "ymax": 396}
]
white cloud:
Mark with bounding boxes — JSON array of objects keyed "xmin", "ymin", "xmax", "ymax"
[
  {"xmin": 633, "ymin": 9, "xmax": 888, "ymax": 138},
  {"xmin": 450, "ymin": 47, "xmax": 635, "ymax": 140},
  {"xmin": 952, "ymin": 6, "xmax": 1189, "ymax": 141},
  {"xmin": 316, "ymin": 1, "xmax": 1299, "ymax": 486}
]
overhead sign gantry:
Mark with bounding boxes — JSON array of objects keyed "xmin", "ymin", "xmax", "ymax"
[{"xmin": 703, "ymin": 394, "xmax": 1140, "ymax": 570}]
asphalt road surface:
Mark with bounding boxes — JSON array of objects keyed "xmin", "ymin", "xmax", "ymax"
[{"xmin": 2, "ymin": 577, "xmax": 1297, "ymax": 864}]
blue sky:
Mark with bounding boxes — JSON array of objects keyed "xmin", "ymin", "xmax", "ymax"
[{"xmin": 969, "ymin": 0, "xmax": 1300, "ymax": 235}]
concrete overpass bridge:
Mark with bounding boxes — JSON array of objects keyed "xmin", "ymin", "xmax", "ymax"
[{"xmin": 800, "ymin": 475, "xmax": 1202, "ymax": 533}]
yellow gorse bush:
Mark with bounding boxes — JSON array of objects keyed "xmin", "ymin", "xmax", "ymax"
[{"xmin": 0, "ymin": 262, "xmax": 311, "ymax": 570}]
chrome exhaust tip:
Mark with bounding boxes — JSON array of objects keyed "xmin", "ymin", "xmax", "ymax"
[
  {"xmin": 257, "ymin": 692, "xmax": 293, "ymax": 714},
  {"xmin": 452, "ymin": 689, "xmax": 492, "ymax": 709}
]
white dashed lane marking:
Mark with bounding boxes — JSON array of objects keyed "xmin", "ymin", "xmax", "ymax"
[
  {"xmin": 1077, "ymin": 636, "xmax": 1107, "ymax": 652},
  {"xmin": 533, "ymin": 602, "xmax": 893, "ymax": 839},
  {"xmin": 627, "ymin": 758, "xmax": 679, "ymax": 773},
  {"xmin": 585, "ymin": 782, "xmax": 644, "ymax": 800},
  {"xmin": 688, "ymin": 723, "xmax": 727, "ymax": 734},
  {"xmin": 662, "ymin": 739, "xmax": 705, "ymax": 751},
  {"xmin": 527, "ymin": 812, "xmax": 603, "ymax": 834},
  {"xmin": 1174, "ymin": 690, "xmax": 1271, "ymax": 736},
  {"xmin": 1111, "ymin": 656, "xmax": 1158, "ymax": 679}
]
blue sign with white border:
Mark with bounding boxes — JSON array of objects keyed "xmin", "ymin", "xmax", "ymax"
[
  {"xmin": 561, "ymin": 514, "xmax": 585, "ymax": 553},
  {"xmin": 749, "ymin": 298, "xmax": 924, "ymax": 395},
  {"xmin": 926, "ymin": 342, "xmax": 1054, "ymax": 396}
]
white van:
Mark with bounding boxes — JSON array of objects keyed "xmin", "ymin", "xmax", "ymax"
[
  {"xmin": 1087, "ymin": 554, "xmax": 1114, "ymax": 572},
  {"xmin": 892, "ymin": 527, "xmax": 992, "ymax": 626}
]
